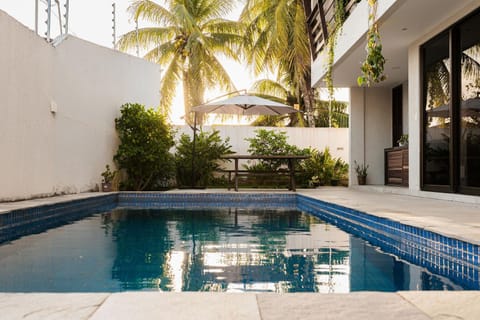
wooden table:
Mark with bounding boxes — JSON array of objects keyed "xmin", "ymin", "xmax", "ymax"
[{"xmin": 220, "ymin": 154, "xmax": 309, "ymax": 191}]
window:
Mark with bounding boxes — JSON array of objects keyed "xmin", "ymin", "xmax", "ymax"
[
  {"xmin": 459, "ymin": 12, "xmax": 480, "ymax": 190},
  {"xmin": 423, "ymin": 32, "xmax": 451, "ymax": 187},
  {"xmin": 422, "ymin": 9, "xmax": 480, "ymax": 195}
]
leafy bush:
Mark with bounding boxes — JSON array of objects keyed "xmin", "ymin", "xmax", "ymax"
[
  {"xmin": 245, "ymin": 129, "xmax": 307, "ymax": 171},
  {"xmin": 299, "ymin": 147, "xmax": 348, "ymax": 186},
  {"xmin": 175, "ymin": 129, "xmax": 233, "ymax": 187},
  {"xmin": 114, "ymin": 103, "xmax": 175, "ymax": 190}
]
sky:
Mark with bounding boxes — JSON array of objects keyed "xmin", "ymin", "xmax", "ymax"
[{"xmin": 0, "ymin": 0, "xmax": 347, "ymax": 124}]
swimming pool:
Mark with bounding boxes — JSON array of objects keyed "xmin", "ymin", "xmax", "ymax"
[{"xmin": 0, "ymin": 193, "xmax": 478, "ymax": 292}]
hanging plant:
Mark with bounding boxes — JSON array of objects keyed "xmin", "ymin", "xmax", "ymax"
[
  {"xmin": 357, "ymin": 0, "xmax": 386, "ymax": 86},
  {"xmin": 325, "ymin": 32, "xmax": 337, "ymax": 102}
]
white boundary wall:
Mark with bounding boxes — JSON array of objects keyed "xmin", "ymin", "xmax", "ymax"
[
  {"xmin": 0, "ymin": 11, "xmax": 161, "ymax": 201},
  {"xmin": 174, "ymin": 125, "xmax": 349, "ymax": 170}
]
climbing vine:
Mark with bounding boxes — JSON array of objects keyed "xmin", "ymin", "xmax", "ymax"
[
  {"xmin": 324, "ymin": 0, "xmax": 348, "ymax": 127},
  {"xmin": 325, "ymin": 0, "xmax": 347, "ymax": 102},
  {"xmin": 357, "ymin": 0, "xmax": 386, "ymax": 86}
]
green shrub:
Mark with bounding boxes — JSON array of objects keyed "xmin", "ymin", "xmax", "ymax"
[
  {"xmin": 299, "ymin": 147, "xmax": 348, "ymax": 186},
  {"xmin": 114, "ymin": 103, "xmax": 175, "ymax": 190},
  {"xmin": 245, "ymin": 129, "xmax": 308, "ymax": 171},
  {"xmin": 175, "ymin": 130, "xmax": 233, "ymax": 187}
]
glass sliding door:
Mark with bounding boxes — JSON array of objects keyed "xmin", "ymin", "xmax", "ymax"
[
  {"xmin": 423, "ymin": 32, "xmax": 451, "ymax": 187},
  {"xmin": 422, "ymin": 8, "xmax": 480, "ymax": 195},
  {"xmin": 459, "ymin": 12, "xmax": 480, "ymax": 190}
]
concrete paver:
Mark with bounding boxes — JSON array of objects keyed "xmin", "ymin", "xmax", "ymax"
[
  {"xmin": 0, "ymin": 293, "xmax": 109, "ymax": 320},
  {"xmin": 0, "ymin": 192, "xmax": 108, "ymax": 214},
  {"xmin": 257, "ymin": 292, "xmax": 430, "ymax": 320},
  {"xmin": 299, "ymin": 187, "xmax": 480, "ymax": 244},
  {"xmin": 399, "ymin": 291, "xmax": 480, "ymax": 320},
  {"xmin": 89, "ymin": 292, "xmax": 261, "ymax": 320}
]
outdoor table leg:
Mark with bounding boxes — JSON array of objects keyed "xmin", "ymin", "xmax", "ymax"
[
  {"xmin": 228, "ymin": 171, "xmax": 232, "ymax": 191},
  {"xmin": 234, "ymin": 158, "xmax": 239, "ymax": 191},
  {"xmin": 288, "ymin": 158, "xmax": 296, "ymax": 191}
]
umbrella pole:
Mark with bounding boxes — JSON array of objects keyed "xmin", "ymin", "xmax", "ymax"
[{"xmin": 191, "ymin": 112, "xmax": 197, "ymax": 188}]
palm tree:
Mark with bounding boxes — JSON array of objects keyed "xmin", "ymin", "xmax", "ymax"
[
  {"xmin": 118, "ymin": 0, "xmax": 244, "ymax": 119},
  {"xmin": 240, "ymin": 0, "xmax": 315, "ymax": 127},
  {"xmin": 249, "ymin": 78, "xmax": 305, "ymax": 127},
  {"xmin": 249, "ymin": 77, "xmax": 349, "ymax": 128}
]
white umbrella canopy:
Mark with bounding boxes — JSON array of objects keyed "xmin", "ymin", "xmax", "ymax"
[
  {"xmin": 428, "ymin": 97, "xmax": 480, "ymax": 117},
  {"xmin": 188, "ymin": 93, "xmax": 299, "ymax": 188},
  {"xmin": 192, "ymin": 94, "xmax": 299, "ymax": 116}
]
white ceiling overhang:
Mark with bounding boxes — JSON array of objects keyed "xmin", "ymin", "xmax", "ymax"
[{"xmin": 311, "ymin": 0, "xmax": 479, "ymax": 88}]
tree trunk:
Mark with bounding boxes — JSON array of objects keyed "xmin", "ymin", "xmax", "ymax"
[
  {"xmin": 301, "ymin": 85, "xmax": 315, "ymax": 127},
  {"xmin": 183, "ymin": 71, "xmax": 193, "ymax": 124}
]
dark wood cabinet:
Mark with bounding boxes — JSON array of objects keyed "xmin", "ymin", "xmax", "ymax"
[{"xmin": 385, "ymin": 146, "xmax": 409, "ymax": 186}]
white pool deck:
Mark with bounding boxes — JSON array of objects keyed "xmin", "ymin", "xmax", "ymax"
[{"xmin": 1, "ymin": 187, "xmax": 480, "ymax": 320}]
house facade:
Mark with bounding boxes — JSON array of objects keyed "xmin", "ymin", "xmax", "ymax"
[{"xmin": 305, "ymin": 0, "xmax": 480, "ymax": 200}]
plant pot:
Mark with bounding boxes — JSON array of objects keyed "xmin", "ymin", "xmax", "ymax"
[
  {"xmin": 102, "ymin": 182, "xmax": 112, "ymax": 192},
  {"xmin": 357, "ymin": 175, "xmax": 367, "ymax": 185},
  {"xmin": 331, "ymin": 179, "xmax": 339, "ymax": 186}
]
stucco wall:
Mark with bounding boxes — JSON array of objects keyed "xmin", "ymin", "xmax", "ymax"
[
  {"xmin": 0, "ymin": 10, "xmax": 161, "ymax": 201},
  {"xmin": 174, "ymin": 125, "xmax": 349, "ymax": 170},
  {"xmin": 349, "ymin": 88, "xmax": 391, "ymax": 185}
]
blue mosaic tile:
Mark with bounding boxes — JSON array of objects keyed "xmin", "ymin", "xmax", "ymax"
[
  {"xmin": 117, "ymin": 192, "xmax": 296, "ymax": 210},
  {"xmin": 0, "ymin": 194, "xmax": 118, "ymax": 243},
  {"xmin": 296, "ymin": 194, "xmax": 480, "ymax": 290}
]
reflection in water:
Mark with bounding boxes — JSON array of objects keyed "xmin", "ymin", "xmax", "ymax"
[
  {"xmin": 0, "ymin": 208, "xmax": 465, "ymax": 292},
  {"xmin": 102, "ymin": 208, "xmax": 460, "ymax": 293}
]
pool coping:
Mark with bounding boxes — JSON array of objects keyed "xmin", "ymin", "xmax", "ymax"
[{"xmin": 1, "ymin": 291, "xmax": 480, "ymax": 319}]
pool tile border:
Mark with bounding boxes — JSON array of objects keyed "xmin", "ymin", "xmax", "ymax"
[
  {"xmin": 296, "ymin": 194, "xmax": 480, "ymax": 289},
  {"xmin": 0, "ymin": 194, "xmax": 117, "ymax": 243},
  {"xmin": 118, "ymin": 192, "xmax": 296, "ymax": 209}
]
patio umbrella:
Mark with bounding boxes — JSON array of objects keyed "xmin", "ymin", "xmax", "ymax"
[
  {"xmin": 192, "ymin": 94, "xmax": 299, "ymax": 115},
  {"xmin": 427, "ymin": 96, "xmax": 480, "ymax": 118},
  {"xmin": 189, "ymin": 93, "xmax": 300, "ymax": 187}
]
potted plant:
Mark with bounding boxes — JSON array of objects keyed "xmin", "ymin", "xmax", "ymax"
[
  {"xmin": 101, "ymin": 165, "xmax": 116, "ymax": 192},
  {"xmin": 397, "ymin": 134, "xmax": 409, "ymax": 147},
  {"xmin": 354, "ymin": 161, "xmax": 369, "ymax": 185}
]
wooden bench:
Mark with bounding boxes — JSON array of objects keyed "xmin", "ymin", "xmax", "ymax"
[
  {"xmin": 220, "ymin": 154, "xmax": 309, "ymax": 191},
  {"xmin": 217, "ymin": 169, "xmax": 293, "ymax": 190}
]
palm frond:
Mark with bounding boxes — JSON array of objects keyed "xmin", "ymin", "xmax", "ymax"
[
  {"xmin": 117, "ymin": 27, "xmax": 176, "ymax": 52},
  {"xmin": 250, "ymin": 79, "xmax": 289, "ymax": 100},
  {"xmin": 159, "ymin": 57, "xmax": 183, "ymax": 113},
  {"xmin": 143, "ymin": 41, "xmax": 177, "ymax": 64},
  {"xmin": 129, "ymin": 0, "xmax": 176, "ymax": 26},
  {"xmin": 462, "ymin": 51, "xmax": 480, "ymax": 80}
]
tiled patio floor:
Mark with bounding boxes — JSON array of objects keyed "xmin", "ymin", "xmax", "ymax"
[{"xmin": 299, "ymin": 187, "xmax": 480, "ymax": 245}]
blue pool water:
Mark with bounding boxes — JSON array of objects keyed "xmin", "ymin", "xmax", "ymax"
[{"xmin": 0, "ymin": 207, "xmax": 465, "ymax": 292}]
